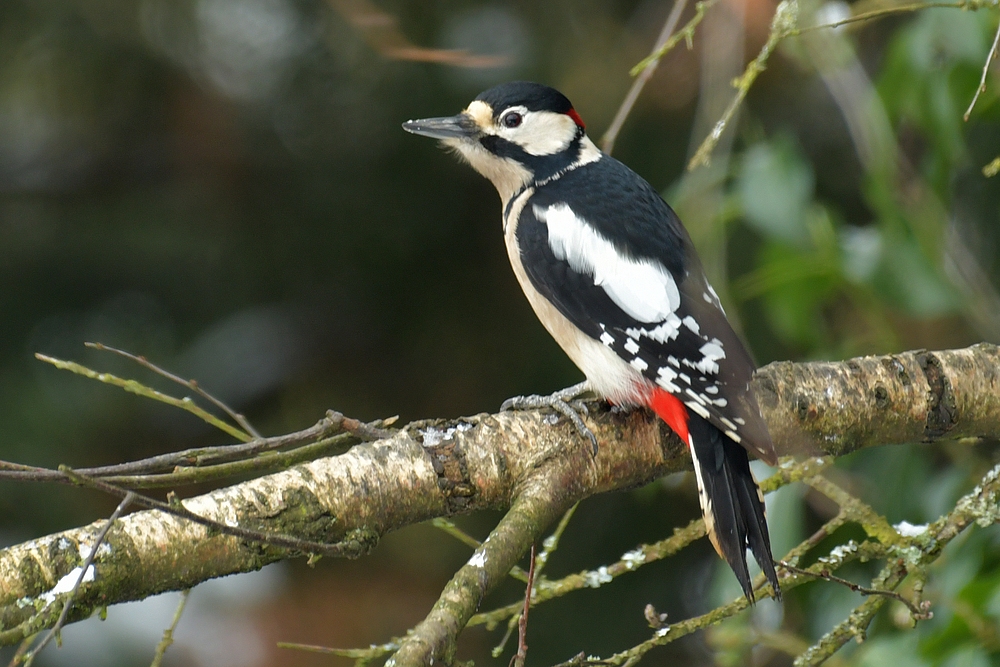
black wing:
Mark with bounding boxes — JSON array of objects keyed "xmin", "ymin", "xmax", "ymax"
[{"xmin": 518, "ymin": 156, "xmax": 776, "ymax": 464}]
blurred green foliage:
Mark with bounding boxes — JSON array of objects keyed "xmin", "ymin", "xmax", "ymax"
[{"xmin": 0, "ymin": 0, "xmax": 998, "ymax": 665}]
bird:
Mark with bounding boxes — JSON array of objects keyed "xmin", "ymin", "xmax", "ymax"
[{"xmin": 403, "ymin": 81, "xmax": 780, "ymax": 603}]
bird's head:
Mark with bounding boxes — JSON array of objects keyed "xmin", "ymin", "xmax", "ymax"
[{"xmin": 403, "ymin": 82, "xmax": 598, "ymax": 203}]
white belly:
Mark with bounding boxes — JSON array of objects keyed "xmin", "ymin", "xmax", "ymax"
[{"xmin": 503, "ymin": 193, "xmax": 647, "ymax": 406}]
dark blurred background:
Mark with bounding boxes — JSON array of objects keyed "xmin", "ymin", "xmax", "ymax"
[{"xmin": 1, "ymin": 0, "xmax": 998, "ymax": 665}]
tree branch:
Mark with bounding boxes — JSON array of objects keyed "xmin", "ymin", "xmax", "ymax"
[{"xmin": 0, "ymin": 344, "xmax": 997, "ymax": 648}]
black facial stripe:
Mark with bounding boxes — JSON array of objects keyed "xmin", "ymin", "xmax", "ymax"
[{"xmin": 480, "ymin": 132, "xmax": 584, "ymax": 184}]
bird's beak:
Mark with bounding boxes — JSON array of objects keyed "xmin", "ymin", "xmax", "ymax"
[{"xmin": 402, "ymin": 114, "xmax": 478, "ymax": 140}]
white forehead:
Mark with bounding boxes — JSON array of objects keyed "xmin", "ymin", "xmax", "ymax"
[{"xmin": 464, "ymin": 100, "xmax": 580, "ymax": 157}]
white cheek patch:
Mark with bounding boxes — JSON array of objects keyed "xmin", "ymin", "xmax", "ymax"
[
  {"xmin": 534, "ymin": 203, "xmax": 681, "ymax": 323},
  {"xmin": 501, "ymin": 110, "xmax": 579, "ymax": 156}
]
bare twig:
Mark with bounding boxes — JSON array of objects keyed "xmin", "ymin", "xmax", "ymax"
[
  {"xmin": 149, "ymin": 589, "xmax": 190, "ymax": 667},
  {"xmin": 432, "ymin": 517, "xmax": 490, "ymax": 549},
  {"xmin": 60, "ymin": 468, "xmax": 372, "ymax": 559},
  {"xmin": 86, "ymin": 342, "xmax": 260, "ymax": 438},
  {"xmin": 511, "ymin": 543, "xmax": 537, "ymax": 667},
  {"xmin": 536, "ymin": 502, "xmax": 578, "ymax": 570},
  {"xmin": 16, "ymin": 492, "xmax": 135, "ymax": 667},
  {"xmin": 965, "ymin": 17, "xmax": 1000, "ymax": 121},
  {"xmin": 779, "ymin": 562, "xmax": 932, "ymax": 620},
  {"xmin": 601, "ymin": 0, "xmax": 690, "ymax": 154},
  {"xmin": 432, "ymin": 518, "xmax": 537, "ymax": 587},
  {"xmin": 688, "ymin": 0, "xmax": 798, "ymax": 169},
  {"xmin": 686, "ymin": 0, "xmax": 989, "ymax": 170},
  {"xmin": 473, "ymin": 458, "xmax": 833, "ymax": 632},
  {"xmin": 796, "ymin": 1, "xmax": 972, "ymax": 35},
  {"xmin": 35, "ymin": 353, "xmax": 251, "ymax": 442},
  {"xmin": 491, "ymin": 504, "xmax": 579, "ymax": 657},
  {"xmin": 326, "ymin": 0, "xmax": 508, "ymax": 68},
  {"xmin": 0, "ymin": 408, "xmax": 389, "ymax": 488},
  {"xmin": 630, "ymin": 0, "xmax": 722, "ymax": 76}
]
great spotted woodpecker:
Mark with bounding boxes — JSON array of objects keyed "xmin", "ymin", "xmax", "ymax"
[{"xmin": 403, "ymin": 81, "xmax": 780, "ymax": 602}]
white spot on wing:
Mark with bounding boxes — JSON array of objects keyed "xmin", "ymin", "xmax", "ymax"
[
  {"xmin": 685, "ymin": 400, "xmax": 710, "ymax": 418},
  {"xmin": 600, "ymin": 331, "xmax": 615, "ymax": 346},
  {"xmin": 630, "ymin": 357, "xmax": 649, "ymax": 371},
  {"xmin": 535, "ymin": 203, "xmax": 681, "ymax": 323},
  {"xmin": 656, "ymin": 365, "xmax": 680, "ymax": 392},
  {"xmin": 682, "ymin": 316, "xmax": 700, "ymax": 334},
  {"xmin": 624, "ymin": 338, "xmax": 640, "ymax": 354},
  {"xmin": 685, "ymin": 388, "xmax": 707, "ymax": 405},
  {"xmin": 694, "ymin": 341, "xmax": 726, "ymax": 375}
]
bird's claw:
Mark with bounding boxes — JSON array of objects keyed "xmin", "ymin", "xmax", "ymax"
[{"xmin": 501, "ymin": 382, "xmax": 599, "ymax": 456}]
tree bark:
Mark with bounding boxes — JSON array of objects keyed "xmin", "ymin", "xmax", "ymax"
[{"xmin": 0, "ymin": 344, "xmax": 997, "ymax": 649}]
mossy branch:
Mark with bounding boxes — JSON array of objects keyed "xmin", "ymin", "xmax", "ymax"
[{"xmin": 0, "ymin": 344, "xmax": 998, "ymax": 664}]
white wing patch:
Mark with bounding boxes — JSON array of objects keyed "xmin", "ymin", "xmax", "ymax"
[
  {"xmin": 533, "ymin": 201, "xmax": 739, "ymax": 441},
  {"xmin": 535, "ymin": 203, "xmax": 680, "ymax": 323}
]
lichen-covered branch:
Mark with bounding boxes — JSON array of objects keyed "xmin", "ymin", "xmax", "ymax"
[{"xmin": 0, "ymin": 344, "xmax": 997, "ymax": 649}]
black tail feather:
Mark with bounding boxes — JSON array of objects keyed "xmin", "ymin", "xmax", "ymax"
[{"xmin": 688, "ymin": 415, "xmax": 781, "ymax": 603}]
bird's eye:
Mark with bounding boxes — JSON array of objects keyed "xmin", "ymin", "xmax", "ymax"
[{"xmin": 501, "ymin": 111, "xmax": 523, "ymax": 128}]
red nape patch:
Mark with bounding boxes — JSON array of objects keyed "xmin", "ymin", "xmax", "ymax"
[
  {"xmin": 648, "ymin": 388, "xmax": 689, "ymax": 444},
  {"xmin": 566, "ymin": 108, "xmax": 586, "ymax": 129}
]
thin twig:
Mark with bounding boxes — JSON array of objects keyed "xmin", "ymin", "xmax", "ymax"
[
  {"xmin": 8, "ymin": 638, "xmax": 33, "ymax": 667},
  {"xmin": 432, "ymin": 519, "xmax": 533, "ymax": 585},
  {"xmin": 277, "ymin": 638, "xmax": 401, "ymax": 662},
  {"xmin": 794, "ymin": 1, "xmax": 970, "ymax": 35},
  {"xmin": 326, "ymin": 0, "xmax": 508, "ymax": 68},
  {"xmin": 511, "ymin": 543, "xmax": 536, "ymax": 667},
  {"xmin": 964, "ymin": 17, "xmax": 1000, "ymax": 121},
  {"xmin": 630, "ymin": 0, "xmax": 722, "ymax": 76},
  {"xmin": 60, "ymin": 468, "xmax": 372, "ymax": 559},
  {"xmin": 601, "ymin": 0, "xmax": 690, "ymax": 154},
  {"xmin": 35, "ymin": 353, "xmax": 251, "ymax": 442},
  {"xmin": 17, "ymin": 492, "xmax": 135, "ymax": 667},
  {"xmin": 491, "ymin": 503, "xmax": 580, "ymax": 657},
  {"xmin": 431, "ymin": 518, "xmax": 489, "ymax": 550},
  {"xmin": 779, "ymin": 562, "xmax": 933, "ymax": 620},
  {"xmin": 0, "ymin": 409, "xmax": 390, "ymax": 488},
  {"xmin": 536, "ymin": 502, "xmax": 578, "ymax": 571},
  {"xmin": 551, "ymin": 653, "xmax": 612, "ymax": 667},
  {"xmin": 86, "ymin": 342, "xmax": 261, "ymax": 439},
  {"xmin": 688, "ymin": 0, "xmax": 798, "ymax": 169},
  {"xmin": 472, "ymin": 457, "xmax": 833, "ymax": 630},
  {"xmin": 149, "ymin": 589, "xmax": 190, "ymax": 667}
]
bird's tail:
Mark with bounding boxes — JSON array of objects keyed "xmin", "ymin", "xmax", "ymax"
[{"xmin": 686, "ymin": 414, "xmax": 781, "ymax": 603}]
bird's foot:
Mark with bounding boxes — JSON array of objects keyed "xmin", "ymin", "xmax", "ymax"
[{"xmin": 501, "ymin": 381, "xmax": 599, "ymax": 456}]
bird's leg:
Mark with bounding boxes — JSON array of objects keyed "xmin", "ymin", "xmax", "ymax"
[{"xmin": 501, "ymin": 381, "xmax": 599, "ymax": 455}]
